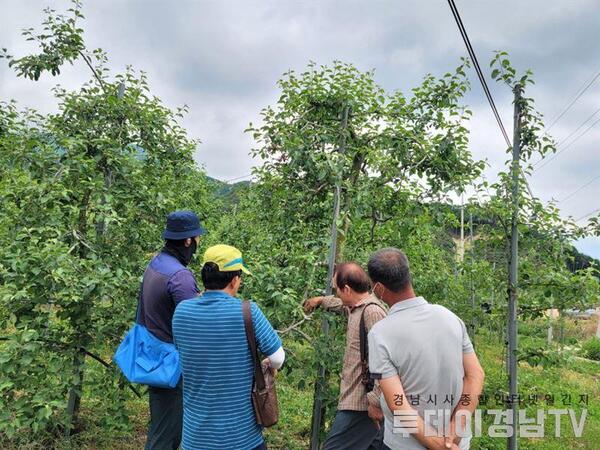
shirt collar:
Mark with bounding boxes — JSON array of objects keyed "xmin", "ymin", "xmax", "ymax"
[
  {"xmin": 201, "ymin": 290, "xmax": 235, "ymax": 300},
  {"xmin": 349, "ymin": 294, "xmax": 378, "ymax": 312},
  {"xmin": 388, "ymin": 296, "xmax": 427, "ymax": 314}
]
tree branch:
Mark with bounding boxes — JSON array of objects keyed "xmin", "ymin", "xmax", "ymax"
[{"xmin": 78, "ymin": 50, "xmax": 106, "ymax": 93}]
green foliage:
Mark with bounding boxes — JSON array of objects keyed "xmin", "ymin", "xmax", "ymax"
[
  {"xmin": 216, "ymin": 58, "xmax": 488, "ymax": 430},
  {"xmin": 212, "ymin": 53, "xmax": 600, "ymax": 444},
  {"xmin": 581, "ymin": 337, "xmax": 600, "ymax": 361},
  {"xmin": 1, "ymin": 2, "xmax": 599, "ymax": 447},
  {"xmin": 0, "ymin": 330, "xmax": 69, "ymax": 435},
  {"xmin": 518, "ymin": 345, "xmax": 566, "ymax": 369},
  {"xmin": 0, "ymin": 1, "xmax": 86, "ymax": 80},
  {"xmin": 0, "ymin": 2, "xmax": 214, "ymax": 438},
  {"xmin": 490, "ymin": 51, "xmax": 555, "ymax": 160}
]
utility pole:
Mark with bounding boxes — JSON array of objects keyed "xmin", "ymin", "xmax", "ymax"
[
  {"xmin": 309, "ymin": 105, "xmax": 350, "ymax": 450},
  {"xmin": 507, "ymin": 84, "xmax": 522, "ymax": 450}
]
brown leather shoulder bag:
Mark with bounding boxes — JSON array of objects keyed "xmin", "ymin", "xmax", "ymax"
[{"xmin": 242, "ymin": 300, "xmax": 279, "ymax": 427}]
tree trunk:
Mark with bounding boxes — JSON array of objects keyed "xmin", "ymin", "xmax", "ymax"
[{"xmin": 65, "ymin": 189, "xmax": 93, "ymax": 435}]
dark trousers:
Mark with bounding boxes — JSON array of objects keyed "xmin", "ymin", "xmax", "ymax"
[
  {"xmin": 323, "ymin": 410, "xmax": 384, "ymax": 450},
  {"xmin": 145, "ymin": 380, "xmax": 183, "ymax": 450}
]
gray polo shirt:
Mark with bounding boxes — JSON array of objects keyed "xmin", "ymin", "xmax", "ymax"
[{"xmin": 368, "ymin": 296, "xmax": 474, "ymax": 450}]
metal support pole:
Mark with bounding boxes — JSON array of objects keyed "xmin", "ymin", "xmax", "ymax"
[
  {"xmin": 459, "ymin": 196, "xmax": 465, "ymax": 263},
  {"xmin": 65, "ymin": 347, "xmax": 86, "ymax": 436},
  {"xmin": 309, "ymin": 184, "xmax": 339, "ymax": 450},
  {"xmin": 507, "ymin": 84, "xmax": 522, "ymax": 450},
  {"xmin": 309, "ymin": 105, "xmax": 349, "ymax": 450},
  {"xmin": 469, "ymin": 211, "xmax": 476, "ymax": 340}
]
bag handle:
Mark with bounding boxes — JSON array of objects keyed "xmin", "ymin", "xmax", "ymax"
[{"xmin": 242, "ymin": 301, "xmax": 267, "ymax": 392}]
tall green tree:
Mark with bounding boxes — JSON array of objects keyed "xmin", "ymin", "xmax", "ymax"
[
  {"xmin": 0, "ymin": 1, "xmax": 213, "ymax": 437},
  {"xmin": 214, "ymin": 60, "xmax": 486, "ymax": 432}
]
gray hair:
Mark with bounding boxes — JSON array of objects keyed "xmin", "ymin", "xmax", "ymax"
[{"xmin": 367, "ymin": 248, "xmax": 411, "ymax": 293}]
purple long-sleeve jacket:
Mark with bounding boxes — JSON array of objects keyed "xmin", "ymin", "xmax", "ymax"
[{"xmin": 137, "ymin": 251, "xmax": 200, "ymax": 343}]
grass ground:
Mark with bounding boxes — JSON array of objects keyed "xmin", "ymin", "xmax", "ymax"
[
  {"xmin": 473, "ymin": 328, "xmax": 600, "ymax": 449},
  {"xmin": 3, "ymin": 320, "xmax": 599, "ymax": 449}
]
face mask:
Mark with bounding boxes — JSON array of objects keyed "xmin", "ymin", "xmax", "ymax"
[{"xmin": 181, "ymin": 239, "xmax": 197, "ymax": 265}]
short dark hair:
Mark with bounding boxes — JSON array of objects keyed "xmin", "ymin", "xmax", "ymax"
[
  {"xmin": 367, "ymin": 248, "xmax": 411, "ymax": 293},
  {"xmin": 335, "ymin": 262, "xmax": 370, "ymax": 294},
  {"xmin": 201, "ymin": 262, "xmax": 242, "ymax": 290}
]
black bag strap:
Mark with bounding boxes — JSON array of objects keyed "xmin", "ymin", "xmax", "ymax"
[
  {"xmin": 242, "ymin": 301, "xmax": 267, "ymax": 392},
  {"xmin": 359, "ymin": 302, "xmax": 386, "ymax": 372},
  {"xmin": 135, "ymin": 281, "xmax": 144, "ymax": 322}
]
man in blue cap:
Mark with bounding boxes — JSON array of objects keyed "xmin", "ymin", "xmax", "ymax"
[{"xmin": 139, "ymin": 210, "xmax": 206, "ymax": 450}]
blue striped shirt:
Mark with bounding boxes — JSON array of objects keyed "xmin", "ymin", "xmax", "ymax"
[{"xmin": 172, "ymin": 291, "xmax": 282, "ymax": 450}]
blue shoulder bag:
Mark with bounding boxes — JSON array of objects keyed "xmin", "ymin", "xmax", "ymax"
[{"xmin": 113, "ymin": 286, "xmax": 182, "ymax": 388}]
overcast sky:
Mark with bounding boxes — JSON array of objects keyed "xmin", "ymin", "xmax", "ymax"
[{"xmin": 1, "ymin": 0, "xmax": 599, "ymax": 258}]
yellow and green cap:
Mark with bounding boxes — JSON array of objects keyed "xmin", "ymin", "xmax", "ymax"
[{"xmin": 202, "ymin": 244, "xmax": 251, "ymax": 275}]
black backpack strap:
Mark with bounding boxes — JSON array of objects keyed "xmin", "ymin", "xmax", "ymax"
[{"xmin": 359, "ymin": 302, "xmax": 386, "ymax": 391}]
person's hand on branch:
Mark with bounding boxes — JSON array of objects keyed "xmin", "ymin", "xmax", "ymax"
[{"xmin": 303, "ymin": 296, "xmax": 323, "ymax": 313}]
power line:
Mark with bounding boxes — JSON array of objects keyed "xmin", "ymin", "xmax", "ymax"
[
  {"xmin": 533, "ymin": 105, "xmax": 600, "ymax": 167},
  {"xmin": 445, "ymin": 1, "xmax": 599, "ymax": 210},
  {"xmin": 544, "ymin": 68, "xmax": 600, "ymax": 134},
  {"xmin": 222, "ymin": 173, "xmax": 253, "ymax": 183},
  {"xmin": 533, "ymin": 69, "xmax": 600, "ymax": 170},
  {"xmin": 446, "ymin": 0, "xmax": 511, "ymax": 148},
  {"xmin": 555, "ymin": 105, "xmax": 600, "ymax": 147},
  {"xmin": 559, "ymin": 174, "xmax": 600, "ymax": 203},
  {"xmin": 576, "ymin": 207, "xmax": 600, "ymax": 222},
  {"xmin": 446, "ymin": 1, "xmax": 538, "ymax": 200},
  {"xmin": 534, "ymin": 114, "xmax": 600, "ymax": 171}
]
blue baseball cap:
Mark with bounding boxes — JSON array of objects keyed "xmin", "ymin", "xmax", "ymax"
[{"xmin": 162, "ymin": 210, "xmax": 206, "ymax": 240}]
